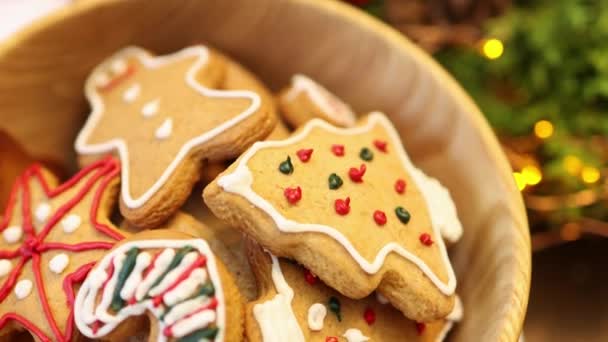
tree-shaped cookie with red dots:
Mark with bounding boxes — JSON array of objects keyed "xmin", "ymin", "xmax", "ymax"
[
  {"xmin": 204, "ymin": 112, "xmax": 463, "ymax": 321},
  {"xmin": 75, "ymin": 46, "xmax": 276, "ymax": 229},
  {"xmin": 245, "ymin": 240, "xmax": 462, "ymax": 342},
  {"xmin": 0, "ymin": 156, "xmax": 129, "ymax": 341}
]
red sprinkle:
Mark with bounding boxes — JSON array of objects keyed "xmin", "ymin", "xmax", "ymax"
[
  {"xmin": 374, "ymin": 139, "xmax": 387, "ymax": 152},
  {"xmin": 331, "ymin": 144, "xmax": 345, "ymax": 157},
  {"xmin": 419, "ymin": 233, "xmax": 433, "ymax": 246},
  {"xmin": 348, "ymin": 164, "xmax": 366, "ymax": 183},
  {"xmin": 326, "ymin": 337, "xmax": 339, "ymax": 342},
  {"xmin": 284, "ymin": 186, "xmax": 302, "ymax": 204},
  {"xmin": 335, "ymin": 197, "xmax": 351, "ymax": 215},
  {"xmin": 304, "ymin": 269, "xmax": 317, "ymax": 285},
  {"xmin": 395, "ymin": 179, "xmax": 406, "ymax": 194},
  {"xmin": 296, "ymin": 148, "xmax": 314, "ymax": 162},
  {"xmin": 416, "ymin": 322, "xmax": 426, "ymax": 335},
  {"xmin": 363, "ymin": 307, "xmax": 376, "ymax": 325},
  {"xmin": 373, "ymin": 210, "xmax": 387, "ymax": 226}
]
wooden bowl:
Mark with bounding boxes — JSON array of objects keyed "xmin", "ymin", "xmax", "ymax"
[{"xmin": 0, "ymin": 0, "xmax": 530, "ymax": 340}]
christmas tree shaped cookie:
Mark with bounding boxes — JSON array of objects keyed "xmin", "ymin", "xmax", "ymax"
[
  {"xmin": 245, "ymin": 241, "xmax": 462, "ymax": 342},
  {"xmin": 74, "ymin": 229, "xmax": 243, "ymax": 342},
  {"xmin": 0, "ymin": 157, "xmax": 128, "ymax": 341},
  {"xmin": 204, "ymin": 112, "xmax": 463, "ymax": 321},
  {"xmin": 75, "ymin": 45, "xmax": 276, "ymax": 229}
]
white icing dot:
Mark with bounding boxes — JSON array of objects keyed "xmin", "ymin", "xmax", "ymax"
[
  {"xmin": 141, "ymin": 99, "xmax": 160, "ymax": 118},
  {"xmin": 307, "ymin": 303, "xmax": 326, "ymax": 331},
  {"xmin": 3, "ymin": 226, "xmax": 22, "ymax": 244},
  {"xmin": 376, "ymin": 292, "xmax": 389, "ymax": 304},
  {"xmin": 343, "ymin": 328, "xmax": 370, "ymax": 342},
  {"xmin": 123, "ymin": 83, "xmax": 141, "ymax": 103},
  {"xmin": 61, "ymin": 214, "xmax": 82, "ymax": 233},
  {"xmin": 155, "ymin": 118, "xmax": 173, "ymax": 140},
  {"xmin": 94, "ymin": 72, "xmax": 111, "ymax": 88},
  {"xmin": 49, "ymin": 253, "xmax": 70, "ymax": 274},
  {"xmin": 15, "ymin": 279, "xmax": 33, "ymax": 299},
  {"xmin": 110, "ymin": 59, "xmax": 128, "ymax": 75},
  {"xmin": 0, "ymin": 259, "xmax": 12, "ymax": 277},
  {"xmin": 35, "ymin": 203, "xmax": 52, "ymax": 223}
]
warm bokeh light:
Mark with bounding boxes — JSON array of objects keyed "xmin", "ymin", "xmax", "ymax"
[
  {"xmin": 563, "ymin": 155, "xmax": 582, "ymax": 175},
  {"xmin": 560, "ymin": 222, "xmax": 581, "ymax": 241},
  {"xmin": 534, "ymin": 120, "xmax": 554, "ymax": 139},
  {"xmin": 513, "ymin": 172, "xmax": 527, "ymax": 191},
  {"xmin": 581, "ymin": 166, "xmax": 601, "ymax": 184},
  {"xmin": 482, "ymin": 38, "xmax": 504, "ymax": 59},
  {"xmin": 521, "ymin": 165, "xmax": 542, "ymax": 185}
]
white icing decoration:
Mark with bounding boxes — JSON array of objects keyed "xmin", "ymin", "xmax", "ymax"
[
  {"xmin": 49, "ymin": 253, "xmax": 70, "ymax": 274},
  {"xmin": 435, "ymin": 296, "xmax": 463, "ymax": 342},
  {"xmin": 164, "ymin": 296, "xmax": 211, "ymax": 325},
  {"xmin": 253, "ymin": 254, "xmax": 305, "ymax": 342},
  {"xmin": 2, "ymin": 226, "xmax": 22, "ymax": 244},
  {"xmin": 94, "ymin": 72, "xmax": 111, "ymax": 88},
  {"xmin": 61, "ymin": 214, "xmax": 81, "ymax": 233},
  {"xmin": 163, "ymin": 268, "xmax": 206, "ymax": 306},
  {"xmin": 35, "ymin": 202, "xmax": 51, "ymax": 223},
  {"xmin": 343, "ymin": 328, "xmax": 370, "ymax": 342},
  {"xmin": 376, "ymin": 292, "xmax": 389, "ymax": 304},
  {"xmin": 123, "ymin": 83, "xmax": 141, "ymax": 103},
  {"xmin": 155, "ymin": 118, "xmax": 173, "ymax": 140},
  {"xmin": 141, "ymin": 98, "xmax": 160, "ymax": 117},
  {"xmin": 135, "ymin": 248, "xmax": 175, "ymax": 301},
  {"xmin": 74, "ymin": 239, "xmax": 225, "ymax": 342},
  {"xmin": 76, "ymin": 46, "xmax": 261, "ymax": 209},
  {"xmin": 217, "ymin": 112, "xmax": 460, "ymax": 295},
  {"xmin": 15, "ymin": 279, "xmax": 33, "ymax": 299},
  {"xmin": 286, "ymin": 74, "xmax": 356, "ymax": 127},
  {"xmin": 111, "ymin": 58, "xmax": 128, "ymax": 74},
  {"xmin": 120, "ymin": 252, "xmax": 151, "ymax": 300},
  {"xmin": 0, "ymin": 259, "xmax": 12, "ymax": 277},
  {"xmin": 148, "ymin": 252, "xmax": 198, "ymax": 296},
  {"xmin": 307, "ymin": 303, "xmax": 326, "ymax": 331}
]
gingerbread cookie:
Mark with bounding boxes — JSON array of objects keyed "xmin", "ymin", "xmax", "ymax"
[
  {"xmin": 278, "ymin": 74, "xmax": 356, "ymax": 128},
  {"xmin": 0, "ymin": 156, "xmax": 129, "ymax": 341},
  {"xmin": 74, "ymin": 229, "xmax": 243, "ymax": 341},
  {"xmin": 245, "ymin": 241, "xmax": 462, "ymax": 342},
  {"xmin": 75, "ymin": 45, "xmax": 276, "ymax": 229},
  {"xmin": 204, "ymin": 112, "xmax": 463, "ymax": 321}
]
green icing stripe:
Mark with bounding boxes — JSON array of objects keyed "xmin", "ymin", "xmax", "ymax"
[
  {"xmin": 110, "ymin": 247, "xmax": 139, "ymax": 311},
  {"xmin": 198, "ymin": 283, "xmax": 215, "ymax": 297},
  {"xmin": 178, "ymin": 326, "xmax": 219, "ymax": 342}
]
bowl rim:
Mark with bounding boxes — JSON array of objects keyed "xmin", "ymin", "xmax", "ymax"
[{"xmin": 0, "ymin": 0, "xmax": 531, "ymax": 340}]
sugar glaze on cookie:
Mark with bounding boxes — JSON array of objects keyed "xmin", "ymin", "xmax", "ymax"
[
  {"xmin": 217, "ymin": 112, "xmax": 462, "ymax": 296},
  {"xmin": 74, "ymin": 239, "xmax": 226, "ymax": 342}
]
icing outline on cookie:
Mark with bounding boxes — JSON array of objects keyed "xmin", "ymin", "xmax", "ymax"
[
  {"xmin": 74, "ymin": 239, "xmax": 226, "ymax": 342},
  {"xmin": 76, "ymin": 46, "xmax": 262, "ymax": 209},
  {"xmin": 218, "ymin": 112, "xmax": 461, "ymax": 295}
]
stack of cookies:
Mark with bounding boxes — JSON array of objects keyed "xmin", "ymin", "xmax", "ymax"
[{"xmin": 0, "ymin": 45, "xmax": 464, "ymax": 342}]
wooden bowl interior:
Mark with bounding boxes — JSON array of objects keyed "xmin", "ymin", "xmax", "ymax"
[{"xmin": 0, "ymin": 0, "xmax": 530, "ymax": 340}]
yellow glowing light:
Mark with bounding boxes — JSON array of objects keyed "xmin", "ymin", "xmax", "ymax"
[
  {"xmin": 521, "ymin": 165, "xmax": 542, "ymax": 185},
  {"xmin": 513, "ymin": 172, "xmax": 527, "ymax": 191},
  {"xmin": 534, "ymin": 120, "xmax": 554, "ymax": 139},
  {"xmin": 482, "ymin": 38, "xmax": 504, "ymax": 60},
  {"xmin": 581, "ymin": 166, "xmax": 601, "ymax": 184},
  {"xmin": 563, "ymin": 155, "xmax": 582, "ymax": 175},
  {"xmin": 560, "ymin": 223, "xmax": 581, "ymax": 241}
]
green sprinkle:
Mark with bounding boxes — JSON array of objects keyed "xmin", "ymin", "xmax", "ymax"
[
  {"xmin": 395, "ymin": 206, "xmax": 411, "ymax": 224},
  {"xmin": 178, "ymin": 327, "xmax": 219, "ymax": 342},
  {"xmin": 359, "ymin": 147, "xmax": 374, "ymax": 161},
  {"xmin": 328, "ymin": 296, "xmax": 342, "ymax": 321},
  {"xmin": 328, "ymin": 173, "xmax": 343, "ymax": 190},
  {"xmin": 110, "ymin": 247, "xmax": 139, "ymax": 311},
  {"xmin": 279, "ymin": 156, "xmax": 294, "ymax": 175}
]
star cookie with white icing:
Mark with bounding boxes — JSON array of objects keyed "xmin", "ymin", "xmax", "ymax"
[
  {"xmin": 277, "ymin": 74, "xmax": 356, "ymax": 128},
  {"xmin": 245, "ymin": 241, "xmax": 462, "ymax": 342},
  {"xmin": 204, "ymin": 112, "xmax": 463, "ymax": 321},
  {"xmin": 74, "ymin": 229, "xmax": 243, "ymax": 342},
  {"xmin": 75, "ymin": 45, "xmax": 276, "ymax": 229},
  {"xmin": 0, "ymin": 156, "xmax": 130, "ymax": 341}
]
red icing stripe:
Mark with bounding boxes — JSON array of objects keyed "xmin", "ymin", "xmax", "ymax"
[
  {"xmin": 0, "ymin": 313, "xmax": 52, "ymax": 342},
  {"xmin": 152, "ymin": 255, "xmax": 207, "ymax": 307}
]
